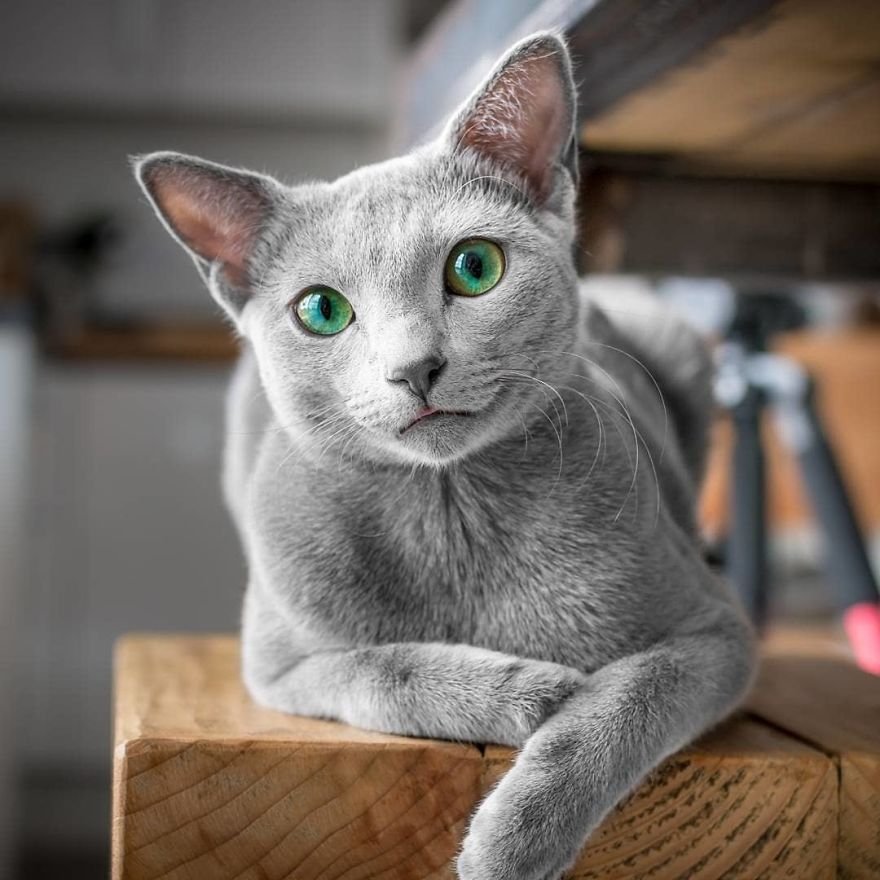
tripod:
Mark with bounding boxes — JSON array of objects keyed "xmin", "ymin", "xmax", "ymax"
[{"xmin": 714, "ymin": 293, "xmax": 880, "ymax": 674}]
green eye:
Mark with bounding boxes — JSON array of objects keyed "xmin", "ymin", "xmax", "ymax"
[
  {"xmin": 444, "ymin": 238, "xmax": 505, "ymax": 297},
  {"xmin": 293, "ymin": 287, "xmax": 354, "ymax": 336}
]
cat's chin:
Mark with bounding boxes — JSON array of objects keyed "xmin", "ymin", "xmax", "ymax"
[
  {"xmin": 399, "ymin": 407, "xmax": 473, "ymax": 435},
  {"xmin": 388, "ymin": 410, "xmax": 488, "ymax": 467}
]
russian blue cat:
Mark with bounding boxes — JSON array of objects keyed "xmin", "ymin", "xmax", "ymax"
[{"xmin": 135, "ymin": 32, "xmax": 755, "ymax": 880}]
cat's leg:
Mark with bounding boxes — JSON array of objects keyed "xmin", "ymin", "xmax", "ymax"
[
  {"xmin": 457, "ymin": 603, "xmax": 756, "ymax": 880},
  {"xmin": 241, "ymin": 588, "xmax": 587, "ymax": 747}
]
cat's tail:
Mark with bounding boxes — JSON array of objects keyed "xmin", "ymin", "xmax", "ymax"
[{"xmin": 581, "ymin": 279, "xmax": 714, "ymax": 487}]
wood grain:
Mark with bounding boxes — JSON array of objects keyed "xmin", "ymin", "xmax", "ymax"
[
  {"xmin": 48, "ymin": 322, "xmax": 239, "ymax": 364},
  {"xmin": 484, "ymin": 719, "xmax": 836, "ymax": 880},
  {"xmin": 749, "ymin": 635, "xmax": 880, "ymax": 880},
  {"xmin": 580, "ymin": 0, "xmax": 880, "ymax": 181},
  {"xmin": 113, "ymin": 636, "xmax": 483, "ymax": 880},
  {"xmin": 112, "ymin": 635, "xmax": 858, "ymax": 879}
]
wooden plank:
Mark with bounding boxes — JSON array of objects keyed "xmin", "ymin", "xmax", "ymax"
[
  {"xmin": 578, "ymin": 168, "xmax": 880, "ymax": 281},
  {"xmin": 581, "ymin": 0, "xmax": 880, "ymax": 180},
  {"xmin": 482, "ymin": 719, "xmax": 837, "ymax": 879},
  {"xmin": 695, "ymin": 77, "xmax": 880, "ymax": 182},
  {"xmin": 566, "ymin": 0, "xmax": 780, "ymax": 122},
  {"xmin": 403, "ymin": 0, "xmax": 880, "ymax": 177},
  {"xmin": 748, "ymin": 634, "xmax": 880, "ymax": 880},
  {"xmin": 112, "ymin": 636, "xmax": 484, "ymax": 880},
  {"xmin": 397, "ymin": 0, "xmax": 778, "ymax": 148},
  {"xmin": 47, "ymin": 322, "xmax": 239, "ymax": 364},
  {"xmin": 114, "ymin": 635, "xmax": 840, "ymax": 879}
]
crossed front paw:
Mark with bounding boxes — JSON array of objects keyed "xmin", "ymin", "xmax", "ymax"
[
  {"xmin": 486, "ymin": 659, "xmax": 587, "ymax": 746},
  {"xmin": 457, "ymin": 793, "xmax": 574, "ymax": 880},
  {"xmin": 456, "ymin": 745, "xmax": 587, "ymax": 880}
]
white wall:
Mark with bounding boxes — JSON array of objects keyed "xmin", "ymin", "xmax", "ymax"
[
  {"xmin": 0, "ymin": 324, "xmax": 34, "ymax": 880},
  {"xmin": 0, "ymin": 0, "xmax": 398, "ymax": 122},
  {"xmin": 0, "ymin": 0, "xmax": 401, "ymax": 320},
  {"xmin": 0, "ymin": 115, "xmax": 388, "ymax": 318},
  {"xmin": 19, "ymin": 362, "xmax": 242, "ymax": 849}
]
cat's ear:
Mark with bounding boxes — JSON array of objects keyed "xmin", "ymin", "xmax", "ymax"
[
  {"xmin": 133, "ymin": 151, "xmax": 277, "ymax": 317},
  {"xmin": 445, "ymin": 32, "xmax": 578, "ymax": 204}
]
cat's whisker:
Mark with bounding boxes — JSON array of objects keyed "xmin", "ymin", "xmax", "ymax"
[
  {"xmin": 584, "ymin": 389, "xmax": 661, "ymax": 527},
  {"xmin": 449, "ymin": 172, "xmax": 529, "ymax": 202},
  {"xmin": 290, "ymin": 410, "xmax": 353, "ymax": 465},
  {"xmin": 535, "ymin": 349, "xmax": 643, "ymax": 522},
  {"xmin": 335, "ymin": 429, "xmax": 361, "ymax": 466},
  {"xmin": 521, "ymin": 398, "xmax": 565, "ymax": 496},
  {"xmin": 495, "ymin": 374, "xmax": 565, "ymax": 492},
  {"xmin": 316, "ymin": 418, "xmax": 361, "ymax": 463},
  {"xmin": 510, "ymin": 403, "xmax": 533, "ymax": 461},
  {"xmin": 555, "ymin": 381, "xmax": 657, "ymax": 525},
  {"xmin": 495, "ymin": 373, "xmax": 565, "ymax": 440},
  {"xmin": 549, "ymin": 383, "xmax": 607, "ymax": 492},
  {"xmin": 503, "ymin": 368, "xmax": 570, "ymax": 428},
  {"xmin": 577, "ymin": 339, "xmax": 669, "ymax": 467}
]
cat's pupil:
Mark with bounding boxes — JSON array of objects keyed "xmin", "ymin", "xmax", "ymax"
[
  {"xmin": 465, "ymin": 252, "xmax": 483, "ymax": 279},
  {"xmin": 319, "ymin": 295, "xmax": 332, "ymax": 320}
]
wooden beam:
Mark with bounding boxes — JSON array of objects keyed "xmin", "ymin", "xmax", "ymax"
[
  {"xmin": 567, "ymin": 0, "xmax": 780, "ymax": 120},
  {"xmin": 749, "ymin": 630, "xmax": 880, "ymax": 880},
  {"xmin": 398, "ymin": 0, "xmax": 780, "ymax": 148},
  {"xmin": 112, "ymin": 636, "xmax": 483, "ymax": 880},
  {"xmin": 486, "ymin": 720, "xmax": 836, "ymax": 879},
  {"xmin": 579, "ymin": 163, "xmax": 880, "ymax": 281},
  {"xmin": 581, "ymin": 0, "xmax": 880, "ymax": 181},
  {"xmin": 112, "ymin": 634, "xmax": 852, "ymax": 879}
]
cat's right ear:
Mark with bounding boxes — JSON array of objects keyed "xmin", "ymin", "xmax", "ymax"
[
  {"xmin": 133, "ymin": 151, "xmax": 277, "ymax": 319},
  {"xmin": 443, "ymin": 32, "xmax": 577, "ymax": 206}
]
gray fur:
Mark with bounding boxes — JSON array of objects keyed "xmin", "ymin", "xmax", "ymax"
[{"xmin": 134, "ymin": 33, "xmax": 755, "ymax": 880}]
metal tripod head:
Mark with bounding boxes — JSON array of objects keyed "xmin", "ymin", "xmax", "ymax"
[{"xmin": 725, "ymin": 291, "xmax": 807, "ymax": 353}]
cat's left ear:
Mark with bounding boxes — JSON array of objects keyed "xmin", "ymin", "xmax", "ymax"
[
  {"xmin": 133, "ymin": 151, "xmax": 278, "ymax": 318},
  {"xmin": 445, "ymin": 32, "xmax": 578, "ymax": 204}
]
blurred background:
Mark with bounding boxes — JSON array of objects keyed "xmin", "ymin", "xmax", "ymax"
[{"xmin": 0, "ymin": 1, "xmax": 878, "ymax": 877}]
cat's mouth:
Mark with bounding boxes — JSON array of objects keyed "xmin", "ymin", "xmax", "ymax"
[{"xmin": 399, "ymin": 406, "xmax": 472, "ymax": 435}]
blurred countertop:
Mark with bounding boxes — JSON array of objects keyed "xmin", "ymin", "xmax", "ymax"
[{"xmin": 46, "ymin": 321, "xmax": 239, "ymax": 363}]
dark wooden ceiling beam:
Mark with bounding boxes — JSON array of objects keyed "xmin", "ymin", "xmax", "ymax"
[
  {"xmin": 568, "ymin": 0, "xmax": 780, "ymax": 120},
  {"xmin": 579, "ymin": 164, "xmax": 880, "ymax": 283},
  {"xmin": 399, "ymin": 0, "xmax": 781, "ymax": 147}
]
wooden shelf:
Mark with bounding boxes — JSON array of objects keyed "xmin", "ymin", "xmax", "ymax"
[{"xmin": 47, "ymin": 322, "xmax": 239, "ymax": 364}]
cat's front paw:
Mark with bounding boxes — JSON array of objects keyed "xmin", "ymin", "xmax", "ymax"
[
  {"xmin": 457, "ymin": 753, "xmax": 585, "ymax": 880},
  {"xmin": 489, "ymin": 660, "xmax": 586, "ymax": 746}
]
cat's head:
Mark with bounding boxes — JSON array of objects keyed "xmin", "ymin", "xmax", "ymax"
[{"xmin": 134, "ymin": 33, "xmax": 580, "ymax": 468}]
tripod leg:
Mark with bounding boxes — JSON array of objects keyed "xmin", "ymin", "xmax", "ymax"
[
  {"xmin": 774, "ymin": 382, "xmax": 880, "ymax": 673},
  {"xmin": 728, "ymin": 387, "xmax": 769, "ymax": 626}
]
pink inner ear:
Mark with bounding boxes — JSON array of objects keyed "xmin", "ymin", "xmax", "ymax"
[
  {"xmin": 150, "ymin": 166, "xmax": 263, "ymax": 287},
  {"xmin": 458, "ymin": 51, "xmax": 570, "ymax": 202}
]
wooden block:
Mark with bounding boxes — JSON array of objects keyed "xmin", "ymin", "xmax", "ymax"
[
  {"xmin": 112, "ymin": 636, "xmax": 484, "ymax": 880},
  {"xmin": 113, "ymin": 635, "xmax": 840, "ymax": 879},
  {"xmin": 749, "ymin": 631, "xmax": 880, "ymax": 880},
  {"xmin": 484, "ymin": 719, "xmax": 836, "ymax": 879}
]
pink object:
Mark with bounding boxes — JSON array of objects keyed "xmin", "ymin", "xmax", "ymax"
[{"xmin": 843, "ymin": 602, "xmax": 880, "ymax": 675}]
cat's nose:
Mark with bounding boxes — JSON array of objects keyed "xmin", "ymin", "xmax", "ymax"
[{"xmin": 387, "ymin": 355, "xmax": 447, "ymax": 401}]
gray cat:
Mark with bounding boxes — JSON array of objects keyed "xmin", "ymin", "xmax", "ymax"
[{"xmin": 134, "ymin": 32, "xmax": 755, "ymax": 880}]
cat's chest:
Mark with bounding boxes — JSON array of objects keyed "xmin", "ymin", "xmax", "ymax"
[{"xmin": 273, "ymin": 464, "xmax": 643, "ymax": 662}]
